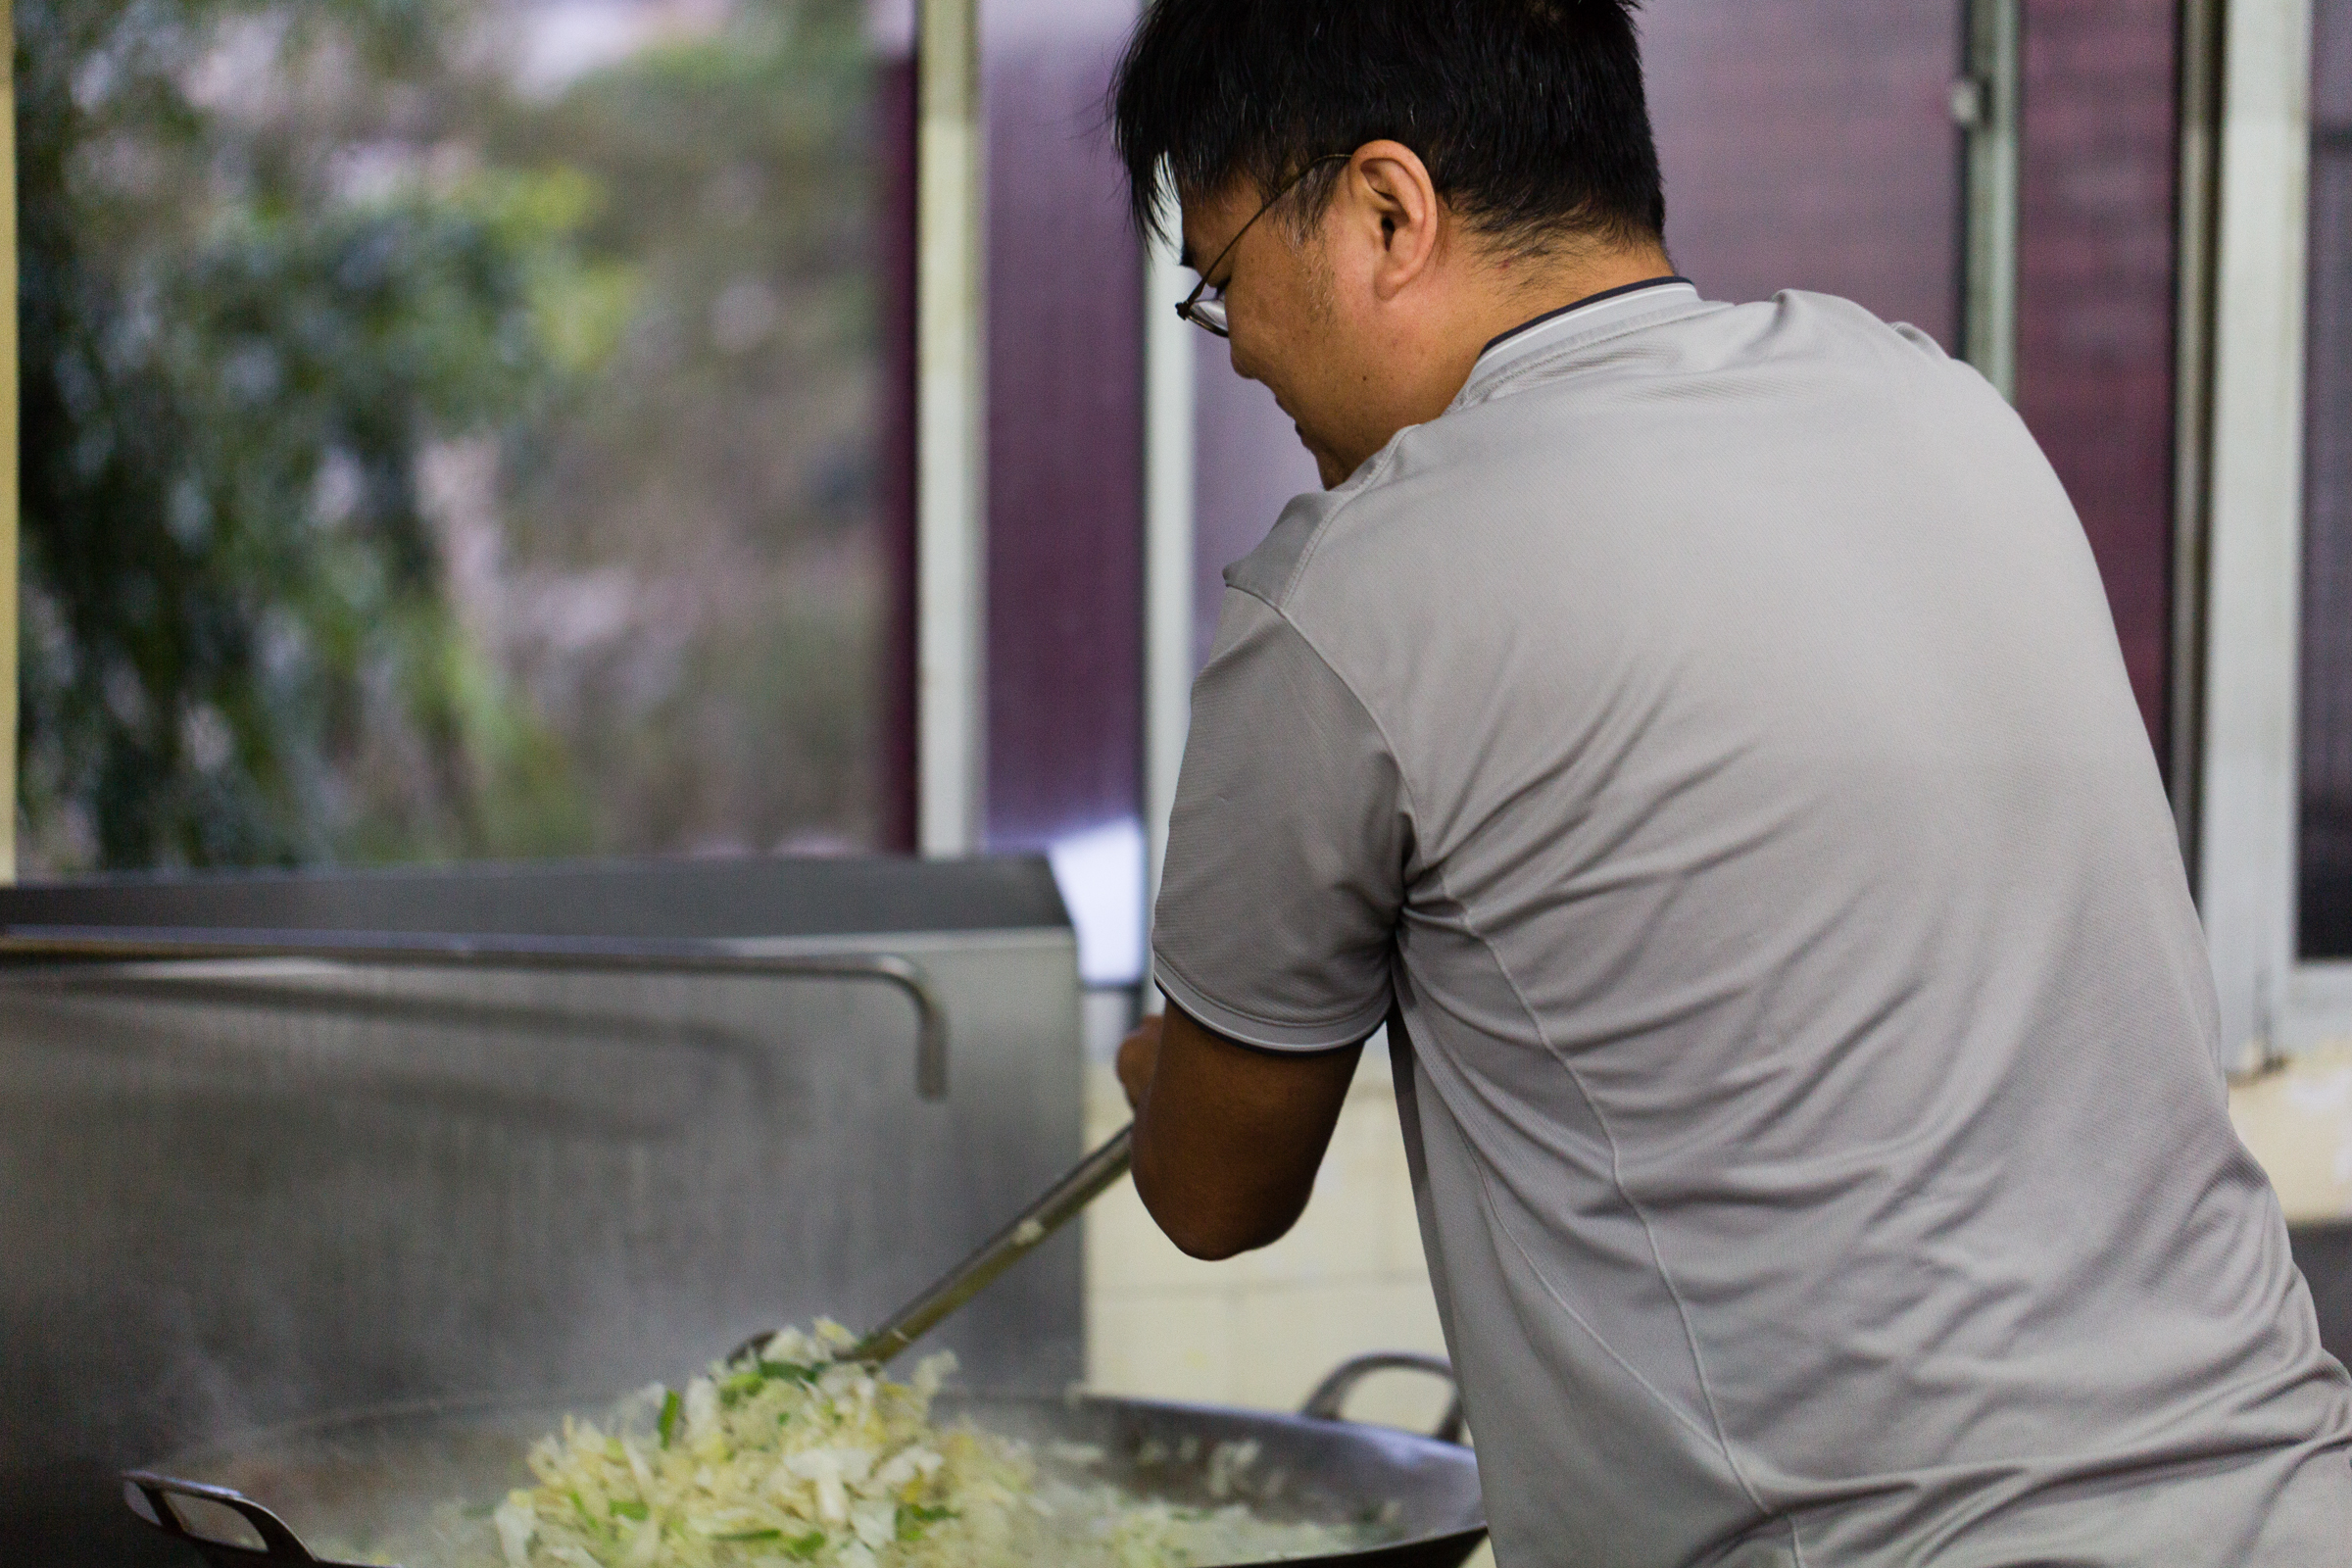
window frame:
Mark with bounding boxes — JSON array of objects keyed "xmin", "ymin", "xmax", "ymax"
[
  {"xmin": 1, "ymin": 0, "xmax": 18, "ymax": 884},
  {"xmin": 2198, "ymin": 0, "xmax": 2333, "ymax": 1068}
]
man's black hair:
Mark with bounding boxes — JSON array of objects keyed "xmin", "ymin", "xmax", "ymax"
[{"xmin": 1110, "ymin": 0, "xmax": 1665, "ymax": 258}]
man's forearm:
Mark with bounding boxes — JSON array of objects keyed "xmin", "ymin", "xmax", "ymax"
[{"xmin": 1121, "ymin": 1004, "xmax": 1363, "ymax": 1260}]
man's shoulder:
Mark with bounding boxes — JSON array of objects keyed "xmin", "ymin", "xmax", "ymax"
[
  {"xmin": 1222, "ymin": 287, "xmax": 2000, "ymax": 617},
  {"xmin": 1466, "ymin": 288, "xmax": 1962, "ymax": 404},
  {"xmin": 1221, "ymin": 456, "xmax": 1397, "ymax": 612}
]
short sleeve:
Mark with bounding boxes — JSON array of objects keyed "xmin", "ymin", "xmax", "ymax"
[{"xmin": 1152, "ymin": 588, "xmax": 1408, "ymax": 1051}]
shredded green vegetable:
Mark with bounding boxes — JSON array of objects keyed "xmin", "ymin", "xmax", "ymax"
[
  {"xmin": 656, "ymin": 1390, "xmax": 682, "ymax": 1449},
  {"xmin": 464, "ymin": 1320, "xmax": 1394, "ymax": 1568}
]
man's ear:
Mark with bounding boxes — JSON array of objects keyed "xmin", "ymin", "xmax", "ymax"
[{"xmin": 1343, "ymin": 140, "xmax": 1444, "ymax": 302}]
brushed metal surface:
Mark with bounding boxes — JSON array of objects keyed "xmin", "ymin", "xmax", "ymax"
[
  {"xmin": 0, "ymin": 931, "xmax": 950, "ymax": 1099},
  {"xmin": 0, "ymin": 858, "xmax": 1081, "ymax": 1563}
]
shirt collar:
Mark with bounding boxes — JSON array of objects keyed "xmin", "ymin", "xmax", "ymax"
[{"xmin": 1468, "ymin": 275, "xmax": 1700, "ymax": 385}]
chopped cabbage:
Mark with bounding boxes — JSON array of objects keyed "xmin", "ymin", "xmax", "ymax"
[{"xmin": 462, "ymin": 1321, "xmax": 1387, "ymax": 1568}]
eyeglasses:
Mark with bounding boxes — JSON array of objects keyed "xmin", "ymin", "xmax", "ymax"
[{"xmin": 1174, "ymin": 154, "xmax": 1350, "ymax": 338}]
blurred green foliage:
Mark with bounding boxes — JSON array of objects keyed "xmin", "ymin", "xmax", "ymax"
[
  {"xmin": 472, "ymin": 0, "xmax": 884, "ymax": 858},
  {"xmin": 14, "ymin": 0, "xmax": 882, "ymax": 873}
]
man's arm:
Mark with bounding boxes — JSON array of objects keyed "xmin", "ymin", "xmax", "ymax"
[{"xmin": 1116, "ymin": 1004, "xmax": 1363, "ymax": 1260}]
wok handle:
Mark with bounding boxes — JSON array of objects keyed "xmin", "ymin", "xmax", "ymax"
[
  {"xmin": 121, "ymin": 1470, "xmax": 339, "ymax": 1565},
  {"xmin": 1299, "ymin": 1351, "xmax": 1467, "ymax": 1446}
]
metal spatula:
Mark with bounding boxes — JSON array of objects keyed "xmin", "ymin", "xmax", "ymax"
[{"xmin": 732, "ymin": 1123, "xmax": 1135, "ymax": 1369}]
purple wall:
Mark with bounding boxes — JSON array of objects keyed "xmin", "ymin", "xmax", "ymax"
[
  {"xmin": 1189, "ymin": 340, "xmax": 1321, "ymax": 663},
  {"xmin": 1642, "ymin": 0, "xmax": 1967, "ymax": 349},
  {"xmin": 875, "ymin": 4, "xmax": 1148, "ymax": 855},
  {"xmin": 2299, "ymin": 0, "xmax": 2352, "ymax": 953},
  {"xmin": 981, "ymin": 2, "xmax": 1147, "ymax": 851},
  {"xmin": 2016, "ymin": 0, "xmax": 2181, "ymax": 763}
]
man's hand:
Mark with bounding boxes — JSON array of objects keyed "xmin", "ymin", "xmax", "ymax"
[{"xmin": 1114, "ymin": 1004, "xmax": 1364, "ymax": 1261}]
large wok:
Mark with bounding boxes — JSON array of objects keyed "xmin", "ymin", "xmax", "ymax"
[{"xmin": 123, "ymin": 1353, "xmax": 1487, "ymax": 1568}]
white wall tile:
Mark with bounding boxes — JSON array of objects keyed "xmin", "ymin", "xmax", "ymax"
[
  {"xmin": 1231, "ymin": 1280, "xmax": 1451, "ymax": 1420},
  {"xmin": 1086, "ymin": 1288, "xmax": 1238, "ymax": 1404}
]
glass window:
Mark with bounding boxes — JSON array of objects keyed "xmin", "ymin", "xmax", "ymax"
[
  {"xmin": 2299, "ymin": 0, "xmax": 2352, "ymax": 956},
  {"xmin": 2015, "ymin": 0, "xmax": 2182, "ymax": 763},
  {"xmin": 15, "ymin": 0, "xmax": 892, "ymax": 874},
  {"xmin": 982, "ymin": 0, "xmax": 1145, "ymax": 857},
  {"xmin": 1642, "ymin": 0, "xmax": 1965, "ymax": 351}
]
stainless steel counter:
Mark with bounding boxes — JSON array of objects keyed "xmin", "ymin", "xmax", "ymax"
[{"xmin": 0, "ymin": 857, "xmax": 1082, "ymax": 1563}]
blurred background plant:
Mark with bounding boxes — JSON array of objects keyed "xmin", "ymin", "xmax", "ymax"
[{"xmin": 14, "ymin": 0, "xmax": 883, "ymax": 874}]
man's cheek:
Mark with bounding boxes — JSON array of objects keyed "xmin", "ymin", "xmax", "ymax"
[{"xmin": 1225, "ymin": 330, "xmax": 1266, "ymax": 387}]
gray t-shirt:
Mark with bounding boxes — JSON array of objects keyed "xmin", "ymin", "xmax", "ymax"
[{"xmin": 1152, "ymin": 283, "xmax": 2352, "ymax": 1566}]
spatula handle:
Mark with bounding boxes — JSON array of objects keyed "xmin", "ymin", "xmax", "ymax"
[{"xmin": 851, "ymin": 1123, "xmax": 1134, "ymax": 1367}]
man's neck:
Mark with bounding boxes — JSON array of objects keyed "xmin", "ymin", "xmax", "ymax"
[
  {"xmin": 1316, "ymin": 237, "xmax": 1679, "ymax": 488},
  {"xmin": 1458, "ymin": 241, "xmax": 1680, "ymax": 366}
]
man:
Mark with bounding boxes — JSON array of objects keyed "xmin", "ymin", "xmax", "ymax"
[{"xmin": 1107, "ymin": 2, "xmax": 2352, "ymax": 1564}]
